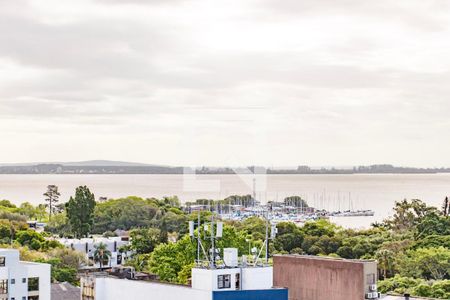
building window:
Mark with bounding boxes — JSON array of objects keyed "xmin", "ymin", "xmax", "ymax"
[
  {"xmin": 22, "ymin": 297, "xmax": 26, "ymax": 300},
  {"xmin": 0, "ymin": 279, "xmax": 8, "ymax": 294},
  {"xmin": 217, "ymin": 274, "xmax": 231, "ymax": 289},
  {"xmin": 11, "ymin": 279, "xmax": 15, "ymax": 285},
  {"xmin": 367, "ymin": 273, "xmax": 376, "ymax": 285},
  {"xmin": 0, "ymin": 257, "xmax": 5, "ymax": 267},
  {"xmin": 28, "ymin": 278, "xmax": 39, "ymax": 292},
  {"xmin": 22, "ymin": 278, "xmax": 26, "ymax": 283}
]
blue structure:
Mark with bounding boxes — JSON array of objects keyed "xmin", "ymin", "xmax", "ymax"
[{"xmin": 213, "ymin": 289, "xmax": 288, "ymax": 300}]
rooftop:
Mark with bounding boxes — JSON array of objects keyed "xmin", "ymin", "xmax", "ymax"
[
  {"xmin": 51, "ymin": 282, "xmax": 80, "ymax": 300},
  {"xmin": 381, "ymin": 295, "xmax": 441, "ymax": 300},
  {"xmin": 274, "ymin": 254, "xmax": 376, "ymax": 264}
]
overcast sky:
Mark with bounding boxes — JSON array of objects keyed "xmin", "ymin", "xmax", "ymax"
[{"xmin": 1, "ymin": 0, "xmax": 450, "ymax": 167}]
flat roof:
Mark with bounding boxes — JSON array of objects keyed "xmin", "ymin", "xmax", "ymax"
[
  {"xmin": 381, "ymin": 296, "xmax": 438, "ymax": 300},
  {"xmin": 274, "ymin": 254, "xmax": 376, "ymax": 264},
  {"xmin": 51, "ymin": 282, "xmax": 80, "ymax": 300}
]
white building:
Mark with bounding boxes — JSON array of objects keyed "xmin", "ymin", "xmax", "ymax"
[
  {"xmin": 0, "ymin": 249, "xmax": 51, "ymax": 300},
  {"xmin": 58, "ymin": 237, "xmax": 131, "ymax": 268},
  {"xmin": 81, "ymin": 248, "xmax": 287, "ymax": 300}
]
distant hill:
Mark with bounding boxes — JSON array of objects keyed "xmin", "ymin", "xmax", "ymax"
[
  {"xmin": 0, "ymin": 160, "xmax": 160, "ymax": 167},
  {"xmin": 61, "ymin": 160, "xmax": 156, "ymax": 167}
]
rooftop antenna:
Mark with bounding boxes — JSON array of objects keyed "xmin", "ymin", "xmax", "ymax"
[
  {"xmin": 254, "ymin": 210, "xmax": 277, "ymax": 267},
  {"xmin": 252, "ymin": 177, "xmax": 256, "ymax": 207},
  {"xmin": 189, "ymin": 210, "xmax": 218, "ymax": 267},
  {"xmin": 265, "ymin": 211, "xmax": 269, "ymax": 264}
]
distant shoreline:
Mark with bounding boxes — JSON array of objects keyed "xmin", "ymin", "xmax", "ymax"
[
  {"xmin": 1, "ymin": 171, "xmax": 450, "ymax": 175},
  {"xmin": 1, "ymin": 162, "xmax": 449, "ymax": 175}
]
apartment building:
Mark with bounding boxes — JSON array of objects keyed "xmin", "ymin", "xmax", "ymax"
[
  {"xmin": 0, "ymin": 249, "xmax": 51, "ymax": 300},
  {"xmin": 58, "ymin": 237, "xmax": 131, "ymax": 268}
]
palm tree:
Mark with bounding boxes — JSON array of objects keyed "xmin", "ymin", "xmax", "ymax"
[
  {"xmin": 375, "ymin": 249, "xmax": 394, "ymax": 279},
  {"xmin": 93, "ymin": 243, "xmax": 111, "ymax": 270}
]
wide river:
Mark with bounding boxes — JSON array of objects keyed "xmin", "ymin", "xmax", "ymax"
[{"xmin": 0, "ymin": 174, "xmax": 449, "ymax": 228}]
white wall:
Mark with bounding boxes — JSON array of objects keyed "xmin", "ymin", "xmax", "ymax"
[
  {"xmin": 0, "ymin": 250, "xmax": 51, "ymax": 300},
  {"xmin": 192, "ymin": 267, "xmax": 273, "ymax": 292},
  {"xmin": 24, "ymin": 262, "xmax": 51, "ymax": 300},
  {"xmin": 95, "ymin": 277, "xmax": 211, "ymax": 300},
  {"xmin": 192, "ymin": 268, "xmax": 241, "ymax": 291},
  {"xmin": 241, "ymin": 267, "xmax": 273, "ymax": 290}
]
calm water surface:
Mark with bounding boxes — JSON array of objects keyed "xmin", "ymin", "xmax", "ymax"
[{"xmin": 0, "ymin": 174, "xmax": 448, "ymax": 228}]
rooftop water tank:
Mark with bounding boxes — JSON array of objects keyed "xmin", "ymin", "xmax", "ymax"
[{"xmin": 223, "ymin": 248, "xmax": 238, "ymax": 267}]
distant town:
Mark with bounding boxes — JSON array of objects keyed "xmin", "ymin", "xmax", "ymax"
[{"xmin": 0, "ymin": 161, "xmax": 449, "ymax": 174}]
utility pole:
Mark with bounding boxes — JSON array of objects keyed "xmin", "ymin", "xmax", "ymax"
[
  {"xmin": 252, "ymin": 177, "xmax": 256, "ymax": 207},
  {"xmin": 197, "ymin": 211, "xmax": 200, "ymax": 265},
  {"xmin": 265, "ymin": 211, "xmax": 269, "ymax": 265},
  {"xmin": 210, "ymin": 212, "xmax": 215, "ymax": 269}
]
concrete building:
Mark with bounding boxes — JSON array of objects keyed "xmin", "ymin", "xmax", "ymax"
[
  {"xmin": 0, "ymin": 249, "xmax": 51, "ymax": 300},
  {"xmin": 58, "ymin": 237, "xmax": 131, "ymax": 268},
  {"xmin": 81, "ymin": 248, "xmax": 287, "ymax": 300},
  {"xmin": 273, "ymin": 255, "xmax": 379, "ymax": 300}
]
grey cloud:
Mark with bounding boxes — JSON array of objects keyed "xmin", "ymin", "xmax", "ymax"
[
  {"xmin": 0, "ymin": 16, "xmax": 174, "ymax": 78},
  {"xmin": 1, "ymin": 0, "xmax": 450, "ymax": 166}
]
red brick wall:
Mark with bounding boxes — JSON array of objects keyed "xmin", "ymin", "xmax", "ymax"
[{"xmin": 273, "ymin": 256, "xmax": 365, "ymax": 300}]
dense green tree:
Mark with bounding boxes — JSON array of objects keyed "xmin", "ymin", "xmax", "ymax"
[
  {"xmin": 0, "ymin": 211, "xmax": 27, "ymax": 223},
  {"xmin": 93, "ymin": 197, "xmax": 159, "ymax": 233},
  {"xmin": 400, "ymin": 247, "xmax": 450, "ymax": 280},
  {"xmin": 18, "ymin": 202, "xmax": 39, "ymax": 220},
  {"xmin": 315, "ymin": 235, "xmax": 341, "ymax": 255},
  {"xmin": 130, "ymin": 228, "xmax": 167, "ymax": 254},
  {"xmin": 235, "ymin": 217, "xmax": 267, "ymax": 241},
  {"xmin": 283, "ymin": 196, "xmax": 309, "ymax": 208},
  {"xmin": 160, "ymin": 211, "xmax": 188, "ymax": 234},
  {"xmin": 0, "ymin": 200, "xmax": 16, "ymax": 208},
  {"xmin": 45, "ymin": 212, "xmax": 71, "ymax": 237},
  {"xmin": 301, "ymin": 219, "xmax": 338, "ymax": 237},
  {"xmin": 416, "ymin": 213, "xmax": 450, "ymax": 239},
  {"xmin": 0, "ymin": 224, "xmax": 12, "ymax": 243},
  {"xmin": 378, "ymin": 275, "xmax": 424, "ymax": 295},
  {"xmin": 386, "ymin": 199, "xmax": 437, "ymax": 232},
  {"xmin": 148, "ymin": 235, "xmax": 196, "ymax": 283},
  {"xmin": 35, "ymin": 256, "xmax": 81, "ymax": 285},
  {"xmin": 378, "ymin": 276, "xmax": 450, "ymax": 299},
  {"xmin": 15, "ymin": 230, "xmax": 45, "ymax": 250},
  {"xmin": 273, "ymin": 222, "xmax": 304, "ymax": 253},
  {"xmin": 47, "ymin": 248, "xmax": 87, "ymax": 269},
  {"xmin": 66, "ymin": 186, "xmax": 96, "ymax": 238},
  {"xmin": 413, "ymin": 235, "xmax": 450, "ymax": 249}
]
